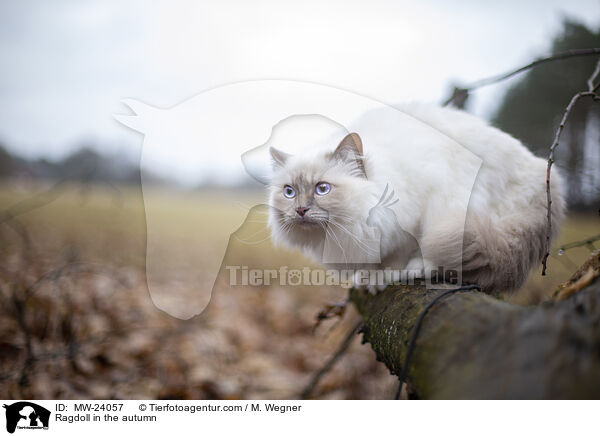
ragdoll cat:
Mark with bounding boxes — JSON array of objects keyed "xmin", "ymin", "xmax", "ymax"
[{"xmin": 267, "ymin": 104, "xmax": 565, "ymax": 293}]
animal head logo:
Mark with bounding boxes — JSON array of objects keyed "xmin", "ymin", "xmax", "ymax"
[
  {"xmin": 3, "ymin": 402, "xmax": 50, "ymax": 434},
  {"xmin": 114, "ymin": 80, "xmax": 481, "ymax": 319}
]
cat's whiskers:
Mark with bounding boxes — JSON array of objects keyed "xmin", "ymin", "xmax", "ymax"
[
  {"xmin": 326, "ymin": 215, "xmax": 380, "ymax": 256},
  {"xmin": 318, "ymin": 221, "xmax": 349, "ymax": 264},
  {"xmin": 278, "ymin": 220, "xmax": 295, "ymax": 240},
  {"xmin": 328, "ymin": 222, "xmax": 379, "ymax": 257}
]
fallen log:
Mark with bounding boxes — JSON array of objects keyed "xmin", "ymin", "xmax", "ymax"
[{"xmin": 349, "ymin": 251, "xmax": 600, "ymax": 399}]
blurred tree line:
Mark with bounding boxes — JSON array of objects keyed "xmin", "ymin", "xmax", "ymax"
[
  {"xmin": 493, "ymin": 19, "xmax": 600, "ymax": 210},
  {"xmin": 0, "ymin": 144, "xmax": 141, "ymax": 184}
]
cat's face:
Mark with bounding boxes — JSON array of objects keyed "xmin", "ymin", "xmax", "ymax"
[{"xmin": 268, "ymin": 133, "xmax": 374, "ymax": 258}]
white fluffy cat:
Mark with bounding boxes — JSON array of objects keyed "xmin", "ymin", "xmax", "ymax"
[{"xmin": 267, "ymin": 103, "xmax": 565, "ymax": 294}]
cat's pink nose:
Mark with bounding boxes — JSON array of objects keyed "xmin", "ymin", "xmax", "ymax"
[{"xmin": 296, "ymin": 207, "xmax": 310, "ymax": 216}]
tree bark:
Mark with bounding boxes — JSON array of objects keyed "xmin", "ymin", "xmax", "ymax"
[{"xmin": 349, "ymin": 252, "xmax": 600, "ymax": 399}]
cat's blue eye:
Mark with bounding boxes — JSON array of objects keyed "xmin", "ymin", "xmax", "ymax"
[
  {"xmin": 315, "ymin": 182, "xmax": 331, "ymax": 196},
  {"xmin": 283, "ymin": 185, "xmax": 296, "ymax": 198}
]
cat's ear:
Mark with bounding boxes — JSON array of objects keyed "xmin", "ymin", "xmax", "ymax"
[
  {"xmin": 332, "ymin": 133, "xmax": 366, "ymax": 177},
  {"xmin": 269, "ymin": 147, "xmax": 291, "ymax": 168},
  {"xmin": 334, "ymin": 132, "xmax": 363, "ymax": 158}
]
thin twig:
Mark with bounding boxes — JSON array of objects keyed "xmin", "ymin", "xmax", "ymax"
[
  {"xmin": 299, "ymin": 320, "xmax": 362, "ymax": 399},
  {"xmin": 541, "ymin": 58, "xmax": 600, "ymax": 275},
  {"xmin": 312, "ymin": 299, "xmax": 348, "ymax": 332},
  {"xmin": 587, "ymin": 58, "xmax": 600, "ymax": 93},
  {"xmin": 444, "ymin": 48, "xmax": 600, "ymax": 106},
  {"xmin": 559, "ymin": 233, "xmax": 600, "ymax": 253},
  {"xmin": 587, "ymin": 60, "xmax": 600, "ymax": 92}
]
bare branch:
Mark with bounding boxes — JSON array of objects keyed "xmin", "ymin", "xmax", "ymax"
[
  {"xmin": 559, "ymin": 233, "xmax": 600, "ymax": 253},
  {"xmin": 444, "ymin": 48, "xmax": 600, "ymax": 107},
  {"xmin": 541, "ymin": 58, "xmax": 600, "ymax": 275},
  {"xmin": 587, "ymin": 58, "xmax": 600, "ymax": 92},
  {"xmin": 350, "ymin": 251, "xmax": 600, "ymax": 399}
]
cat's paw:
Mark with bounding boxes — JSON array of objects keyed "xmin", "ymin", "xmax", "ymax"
[{"xmin": 405, "ymin": 257, "xmax": 424, "ymax": 274}]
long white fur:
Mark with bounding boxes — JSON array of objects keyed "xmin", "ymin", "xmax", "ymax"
[{"xmin": 268, "ymin": 103, "xmax": 565, "ymax": 294}]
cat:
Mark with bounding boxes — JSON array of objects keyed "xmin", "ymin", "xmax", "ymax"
[{"xmin": 267, "ymin": 103, "xmax": 565, "ymax": 294}]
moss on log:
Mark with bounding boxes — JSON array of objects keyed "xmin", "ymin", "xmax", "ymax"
[{"xmin": 350, "ymin": 264, "xmax": 600, "ymax": 399}]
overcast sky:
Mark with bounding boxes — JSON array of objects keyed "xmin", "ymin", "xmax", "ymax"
[{"xmin": 0, "ymin": 0, "xmax": 599, "ymax": 167}]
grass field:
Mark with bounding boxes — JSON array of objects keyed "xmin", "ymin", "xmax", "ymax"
[{"xmin": 0, "ymin": 182, "xmax": 598, "ymax": 399}]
